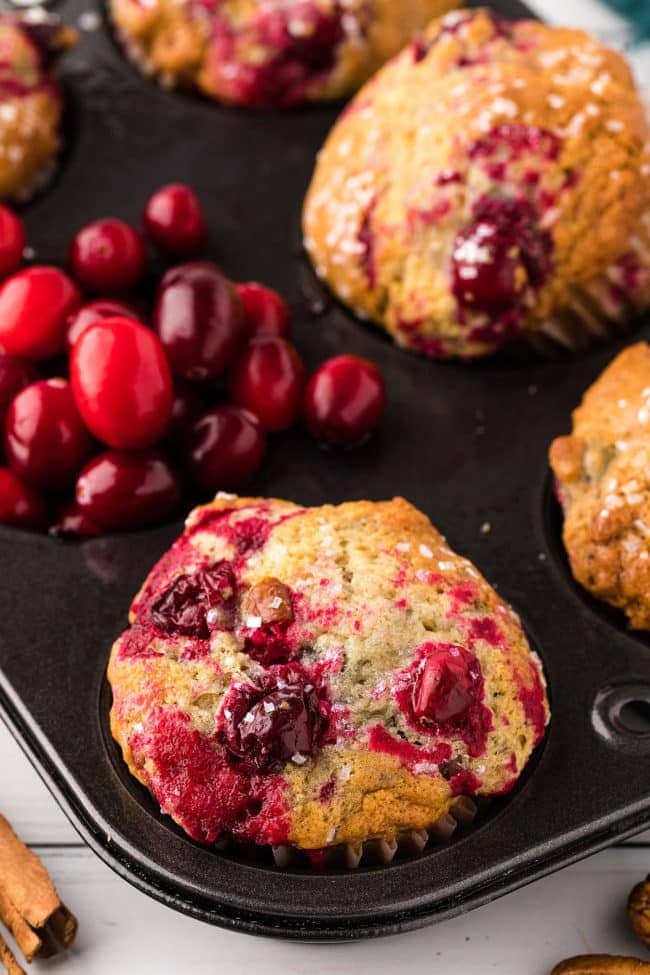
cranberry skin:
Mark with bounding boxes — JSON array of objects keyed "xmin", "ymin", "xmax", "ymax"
[
  {"xmin": 0, "ymin": 266, "xmax": 81, "ymax": 359},
  {"xmin": 50, "ymin": 501, "xmax": 102, "ymax": 538},
  {"xmin": 412, "ymin": 645, "xmax": 482, "ymax": 725},
  {"xmin": 70, "ymin": 317, "xmax": 173, "ymax": 449},
  {"xmin": 303, "ymin": 354, "xmax": 385, "ymax": 447},
  {"xmin": 0, "ymin": 206, "xmax": 25, "ymax": 279},
  {"xmin": 230, "ymin": 337, "xmax": 306, "ymax": 432},
  {"xmin": 69, "ymin": 219, "xmax": 146, "ymax": 293},
  {"xmin": 153, "ymin": 261, "xmax": 245, "ymax": 381},
  {"xmin": 143, "ymin": 184, "xmax": 207, "ymax": 257},
  {"xmin": 65, "ymin": 298, "xmax": 140, "ymax": 352},
  {"xmin": 163, "ymin": 381, "xmax": 205, "ymax": 450},
  {"xmin": 0, "ymin": 355, "xmax": 38, "ymax": 432},
  {"xmin": 0, "ymin": 467, "xmax": 47, "ymax": 529},
  {"xmin": 186, "ymin": 406, "xmax": 266, "ymax": 493},
  {"xmin": 221, "ymin": 666, "xmax": 327, "ymax": 772},
  {"xmin": 5, "ymin": 379, "xmax": 94, "ymax": 491},
  {"xmin": 76, "ymin": 449, "xmax": 181, "ymax": 531},
  {"xmin": 150, "ymin": 561, "xmax": 237, "ymax": 638},
  {"xmin": 236, "ymin": 282, "xmax": 291, "ymax": 339}
]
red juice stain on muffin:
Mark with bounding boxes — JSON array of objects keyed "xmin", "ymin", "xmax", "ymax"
[
  {"xmin": 368, "ymin": 724, "xmax": 452, "ymax": 771},
  {"xmin": 465, "ymin": 615, "xmax": 506, "ymax": 649},
  {"xmin": 358, "ymin": 198, "xmax": 378, "ymax": 288},
  {"xmin": 394, "ymin": 641, "xmax": 493, "ymax": 758},
  {"xmin": 449, "ymin": 767, "xmax": 482, "ymax": 796},
  {"xmin": 448, "ymin": 581, "xmax": 479, "ymax": 613},
  {"xmin": 319, "ymin": 778, "xmax": 336, "ymax": 804},
  {"xmin": 515, "ymin": 660, "xmax": 548, "ymax": 743},
  {"xmin": 129, "ymin": 706, "xmax": 290, "ymax": 845}
]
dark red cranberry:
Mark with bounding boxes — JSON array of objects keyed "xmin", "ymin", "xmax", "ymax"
[
  {"xmin": 69, "ymin": 219, "xmax": 146, "ymax": 293},
  {"xmin": 162, "ymin": 381, "xmax": 205, "ymax": 451},
  {"xmin": 303, "ymin": 354, "xmax": 385, "ymax": 447},
  {"xmin": 0, "ymin": 206, "xmax": 25, "ymax": 279},
  {"xmin": 186, "ymin": 406, "xmax": 266, "ymax": 493},
  {"xmin": 50, "ymin": 501, "xmax": 102, "ymax": 537},
  {"xmin": 65, "ymin": 298, "xmax": 141, "ymax": 352},
  {"xmin": 143, "ymin": 184, "xmax": 207, "ymax": 257},
  {"xmin": 150, "ymin": 560, "xmax": 237, "ymax": 637},
  {"xmin": 412, "ymin": 645, "xmax": 482, "ymax": 725},
  {"xmin": 0, "ymin": 266, "xmax": 81, "ymax": 359},
  {"xmin": 451, "ymin": 196, "xmax": 551, "ymax": 317},
  {"xmin": 236, "ymin": 282, "xmax": 291, "ymax": 339},
  {"xmin": 220, "ymin": 666, "xmax": 328, "ymax": 772},
  {"xmin": 229, "ymin": 337, "xmax": 306, "ymax": 432},
  {"xmin": 0, "ymin": 467, "xmax": 47, "ymax": 529},
  {"xmin": 5, "ymin": 378, "xmax": 94, "ymax": 491},
  {"xmin": 70, "ymin": 317, "xmax": 173, "ymax": 449},
  {"xmin": 153, "ymin": 261, "xmax": 245, "ymax": 381},
  {"xmin": 75, "ymin": 449, "xmax": 181, "ymax": 531},
  {"xmin": 0, "ymin": 355, "xmax": 39, "ymax": 432}
]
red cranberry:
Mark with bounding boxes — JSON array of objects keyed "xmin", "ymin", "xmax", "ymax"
[
  {"xmin": 229, "ymin": 337, "xmax": 306, "ymax": 432},
  {"xmin": 0, "ymin": 206, "xmax": 25, "ymax": 279},
  {"xmin": 163, "ymin": 381, "xmax": 205, "ymax": 450},
  {"xmin": 0, "ymin": 266, "xmax": 81, "ymax": 359},
  {"xmin": 303, "ymin": 354, "xmax": 385, "ymax": 447},
  {"xmin": 69, "ymin": 219, "xmax": 146, "ymax": 293},
  {"xmin": 143, "ymin": 184, "xmax": 207, "ymax": 257},
  {"xmin": 150, "ymin": 561, "xmax": 237, "ymax": 637},
  {"xmin": 220, "ymin": 665, "xmax": 328, "ymax": 772},
  {"xmin": 75, "ymin": 449, "xmax": 181, "ymax": 531},
  {"xmin": 186, "ymin": 406, "xmax": 266, "ymax": 493},
  {"xmin": 412, "ymin": 645, "xmax": 482, "ymax": 725},
  {"xmin": 153, "ymin": 261, "xmax": 244, "ymax": 381},
  {"xmin": 236, "ymin": 282, "xmax": 291, "ymax": 339},
  {"xmin": 5, "ymin": 378, "xmax": 94, "ymax": 492},
  {"xmin": 50, "ymin": 501, "xmax": 102, "ymax": 537},
  {"xmin": 0, "ymin": 467, "xmax": 47, "ymax": 529},
  {"xmin": 0, "ymin": 355, "xmax": 39, "ymax": 432},
  {"xmin": 65, "ymin": 298, "xmax": 140, "ymax": 352},
  {"xmin": 70, "ymin": 317, "xmax": 173, "ymax": 449}
]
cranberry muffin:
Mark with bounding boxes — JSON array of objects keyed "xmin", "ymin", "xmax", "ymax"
[
  {"xmin": 0, "ymin": 13, "xmax": 75, "ymax": 203},
  {"xmin": 550, "ymin": 343, "xmax": 650, "ymax": 630},
  {"xmin": 303, "ymin": 9, "xmax": 650, "ymax": 358},
  {"xmin": 109, "ymin": 0, "xmax": 459, "ymax": 109},
  {"xmin": 108, "ymin": 494, "xmax": 549, "ymax": 862}
]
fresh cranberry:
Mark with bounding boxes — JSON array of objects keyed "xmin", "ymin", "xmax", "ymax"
[
  {"xmin": 220, "ymin": 666, "xmax": 328, "ymax": 772},
  {"xmin": 143, "ymin": 184, "xmax": 207, "ymax": 257},
  {"xmin": 229, "ymin": 337, "xmax": 306, "ymax": 432},
  {"xmin": 412, "ymin": 645, "xmax": 482, "ymax": 726},
  {"xmin": 0, "ymin": 206, "xmax": 25, "ymax": 280},
  {"xmin": 0, "ymin": 467, "xmax": 47, "ymax": 529},
  {"xmin": 0, "ymin": 356, "xmax": 39, "ymax": 432},
  {"xmin": 70, "ymin": 317, "xmax": 173, "ymax": 449},
  {"xmin": 50, "ymin": 501, "xmax": 102, "ymax": 537},
  {"xmin": 153, "ymin": 261, "xmax": 244, "ymax": 381},
  {"xmin": 236, "ymin": 282, "xmax": 291, "ymax": 339},
  {"xmin": 65, "ymin": 298, "xmax": 140, "ymax": 352},
  {"xmin": 163, "ymin": 381, "xmax": 205, "ymax": 450},
  {"xmin": 69, "ymin": 219, "xmax": 146, "ymax": 293},
  {"xmin": 150, "ymin": 561, "xmax": 237, "ymax": 637},
  {"xmin": 186, "ymin": 406, "xmax": 266, "ymax": 493},
  {"xmin": 303, "ymin": 354, "xmax": 385, "ymax": 446},
  {"xmin": 75, "ymin": 449, "xmax": 181, "ymax": 531},
  {"xmin": 0, "ymin": 266, "xmax": 81, "ymax": 359},
  {"xmin": 5, "ymin": 378, "xmax": 94, "ymax": 491}
]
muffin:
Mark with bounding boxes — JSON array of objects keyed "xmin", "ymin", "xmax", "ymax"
[
  {"xmin": 108, "ymin": 494, "xmax": 549, "ymax": 864},
  {"xmin": 550, "ymin": 342, "xmax": 650, "ymax": 630},
  {"xmin": 303, "ymin": 8, "xmax": 650, "ymax": 359},
  {"xmin": 109, "ymin": 0, "xmax": 459, "ymax": 109},
  {"xmin": 0, "ymin": 13, "xmax": 75, "ymax": 203}
]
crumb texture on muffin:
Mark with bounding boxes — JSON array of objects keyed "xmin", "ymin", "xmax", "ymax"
[
  {"xmin": 109, "ymin": 0, "xmax": 459, "ymax": 108},
  {"xmin": 303, "ymin": 8, "xmax": 650, "ymax": 358},
  {"xmin": 0, "ymin": 14, "xmax": 73, "ymax": 202},
  {"xmin": 550, "ymin": 342, "xmax": 650, "ymax": 630},
  {"xmin": 108, "ymin": 494, "xmax": 549, "ymax": 851}
]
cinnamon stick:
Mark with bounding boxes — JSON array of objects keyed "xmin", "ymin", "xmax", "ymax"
[
  {"xmin": 0, "ymin": 932, "xmax": 25, "ymax": 975},
  {"xmin": 0, "ymin": 815, "xmax": 77, "ymax": 962}
]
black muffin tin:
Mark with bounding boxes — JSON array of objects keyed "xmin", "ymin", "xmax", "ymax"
[{"xmin": 1, "ymin": 0, "xmax": 650, "ymax": 942}]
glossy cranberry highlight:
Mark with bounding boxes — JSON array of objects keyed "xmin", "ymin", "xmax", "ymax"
[
  {"xmin": 0, "ymin": 266, "xmax": 81, "ymax": 360},
  {"xmin": 186, "ymin": 405, "xmax": 266, "ymax": 493},
  {"xmin": 412, "ymin": 645, "xmax": 482, "ymax": 725},
  {"xmin": 143, "ymin": 183, "xmax": 207, "ymax": 257},
  {"xmin": 236, "ymin": 282, "xmax": 291, "ymax": 339},
  {"xmin": 150, "ymin": 560, "xmax": 237, "ymax": 638},
  {"xmin": 303, "ymin": 354, "xmax": 385, "ymax": 446},
  {"xmin": 69, "ymin": 218, "xmax": 146, "ymax": 293},
  {"xmin": 230, "ymin": 337, "xmax": 306, "ymax": 432}
]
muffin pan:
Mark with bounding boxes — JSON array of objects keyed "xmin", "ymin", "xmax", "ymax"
[{"xmin": 1, "ymin": 0, "xmax": 650, "ymax": 942}]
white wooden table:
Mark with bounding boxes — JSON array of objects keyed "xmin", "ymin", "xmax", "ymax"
[{"xmin": 1, "ymin": 722, "xmax": 648, "ymax": 973}]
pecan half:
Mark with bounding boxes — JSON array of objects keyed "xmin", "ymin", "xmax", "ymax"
[
  {"xmin": 241, "ymin": 578, "xmax": 293, "ymax": 625},
  {"xmin": 629, "ymin": 877, "xmax": 650, "ymax": 949},
  {"xmin": 551, "ymin": 956, "xmax": 650, "ymax": 975}
]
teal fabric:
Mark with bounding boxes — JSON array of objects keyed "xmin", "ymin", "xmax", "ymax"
[{"xmin": 601, "ymin": 0, "xmax": 650, "ymax": 40}]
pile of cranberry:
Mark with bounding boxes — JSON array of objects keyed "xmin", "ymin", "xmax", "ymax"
[{"xmin": 0, "ymin": 185, "xmax": 385, "ymax": 536}]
